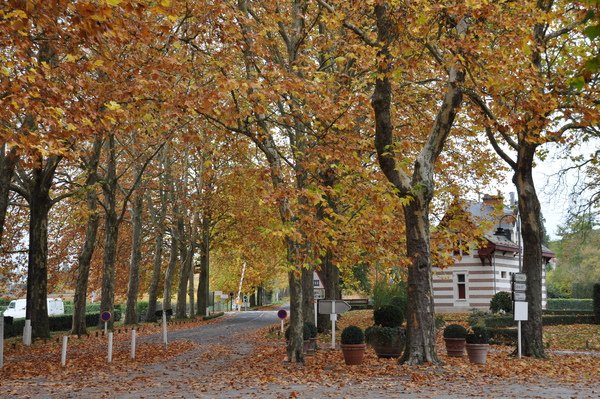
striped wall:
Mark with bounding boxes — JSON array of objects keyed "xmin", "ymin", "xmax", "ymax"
[{"xmin": 432, "ymin": 252, "xmax": 546, "ymax": 313}]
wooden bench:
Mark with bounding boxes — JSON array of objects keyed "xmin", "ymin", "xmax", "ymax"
[{"xmin": 343, "ymin": 298, "xmax": 370, "ymax": 309}]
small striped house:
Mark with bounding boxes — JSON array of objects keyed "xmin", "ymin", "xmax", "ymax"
[{"xmin": 432, "ymin": 195, "xmax": 554, "ymax": 313}]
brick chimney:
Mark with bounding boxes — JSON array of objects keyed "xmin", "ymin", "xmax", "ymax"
[{"xmin": 482, "ymin": 194, "xmax": 503, "ymax": 207}]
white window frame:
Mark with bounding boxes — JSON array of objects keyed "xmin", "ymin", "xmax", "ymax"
[{"xmin": 453, "ymin": 271, "xmax": 469, "ymax": 302}]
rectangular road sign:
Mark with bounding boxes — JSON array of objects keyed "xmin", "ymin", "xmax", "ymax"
[
  {"xmin": 514, "ymin": 301, "xmax": 528, "ymax": 321},
  {"xmin": 513, "ymin": 292, "xmax": 526, "ymax": 301},
  {"xmin": 513, "ymin": 273, "xmax": 527, "ymax": 283},
  {"xmin": 318, "ymin": 300, "xmax": 351, "ymax": 315},
  {"xmin": 512, "ymin": 282, "xmax": 527, "ymax": 292}
]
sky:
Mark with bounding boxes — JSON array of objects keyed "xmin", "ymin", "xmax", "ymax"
[{"xmin": 500, "ymin": 147, "xmax": 585, "ymax": 241}]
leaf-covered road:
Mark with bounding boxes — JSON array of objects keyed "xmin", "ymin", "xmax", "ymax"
[{"xmin": 2, "ymin": 310, "xmax": 599, "ymax": 398}]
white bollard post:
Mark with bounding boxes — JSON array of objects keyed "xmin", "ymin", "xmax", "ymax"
[
  {"xmin": 162, "ymin": 310, "xmax": 168, "ymax": 347},
  {"xmin": 206, "ymin": 307, "xmax": 209, "ymax": 317},
  {"xmin": 280, "ymin": 318, "xmax": 284, "ymax": 335},
  {"xmin": 0, "ymin": 316, "xmax": 4, "ymax": 368},
  {"xmin": 130, "ymin": 329, "xmax": 136, "ymax": 360},
  {"xmin": 314, "ymin": 301, "xmax": 318, "ymax": 328},
  {"xmin": 23, "ymin": 320, "xmax": 32, "ymax": 346},
  {"xmin": 61, "ymin": 336, "xmax": 68, "ymax": 367},
  {"xmin": 107, "ymin": 332, "xmax": 113, "ymax": 363}
]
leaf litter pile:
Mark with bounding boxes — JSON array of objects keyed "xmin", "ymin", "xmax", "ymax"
[
  {"xmin": 204, "ymin": 310, "xmax": 600, "ymax": 397},
  {"xmin": 0, "ymin": 310, "xmax": 599, "ymax": 397},
  {"xmin": 0, "ymin": 315, "xmax": 222, "ymax": 379}
]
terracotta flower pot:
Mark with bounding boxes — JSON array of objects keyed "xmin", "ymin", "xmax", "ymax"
[
  {"xmin": 444, "ymin": 337, "xmax": 466, "ymax": 357},
  {"xmin": 303, "ymin": 338, "xmax": 317, "ymax": 355},
  {"xmin": 340, "ymin": 343, "xmax": 366, "ymax": 365},
  {"xmin": 372, "ymin": 342, "xmax": 403, "ymax": 358},
  {"xmin": 466, "ymin": 343, "xmax": 489, "ymax": 364}
]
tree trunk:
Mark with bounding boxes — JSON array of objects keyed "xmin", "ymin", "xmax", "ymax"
[
  {"xmin": 317, "ymin": 249, "xmax": 340, "ymax": 331},
  {"xmin": 146, "ymin": 228, "xmax": 164, "ymax": 322},
  {"xmin": 287, "ymin": 263, "xmax": 304, "ymax": 363},
  {"xmin": 175, "ymin": 217, "xmax": 190, "ymax": 319},
  {"xmin": 147, "ymin": 149, "xmax": 169, "ymax": 322},
  {"xmin": 71, "ymin": 188, "xmax": 99, "ymax": 336},
  {"xmin": 0, "ymin": 144, "xmax": 19, "ymax": 244},
  {"xmin": 72, "ymin": 139, "xmax": 102, "ymax": 335},
  {"xmin": 163, "ymin": 229, "xmax": 178, "ymax": 312},
  {"xmin": 125, "ymin": 191, "xmax": 144, "ymax": 324},
  {"xmin": 27, "ymin": 171, "xmax": 52, "ymax": 339},
  {"xmin": 196, "ymin": 215, "xmax": 210, "ymax": 316},
  {"xmin": 100, "ymin": 134, "xmax": 119, "ymax": 329},
  {"xmin": 514, "ymin": 142, "xmax": 545, "ymax": 358},
  {"xmin": 301, "ymin": 267, "xmax": 314, "ymax": 326},
  {"xmin": 187, "ymin": 256, "xmax": 195, "ymax": 317},
  {"xmin": 400, "ymin": 197, "xmax": 439, "ymax": 364}
]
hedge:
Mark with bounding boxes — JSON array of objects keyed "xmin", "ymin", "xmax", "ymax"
[
  {"xmin": 543, "ymin": 309, "xmax": 594, "ymax": 316},
  {"xmin": 488, "ymin": 327, "xmax": 518, "ymax": 345},
  {"xmin": 472, "ymin": 313, "xmax": 595, "ymax": 329},
  {"xmin": 546, "ymin": 298, "xmax": 593, "ymax": 311},
  {"xmin": 3, "ymin": 313, "xmax": 103, "ymax": 338}
]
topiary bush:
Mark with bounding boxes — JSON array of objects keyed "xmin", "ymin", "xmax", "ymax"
[
  {"xmin": 466, "ymin": 326, "xmax": 490, "ymax": 344},
  {"xmin": 365, "ymin": 325, "xmax": 405, "ymax": 347},
  {"xmin": 304, "ymin": 321, "xmax": 317, "ymax": 338},
  {"xmin": 490, "ymin": 291, "xmax": 512, "ymax": 314},
  {"xmin": 594, "ymin": 283, "xmax": 600, "ymax": 324},
  {"xmin": 390, "ymin": 295, "xmax": 407, "ymax": 314},
  {"xmin": 341, "ymin": 325, "xmax": 364, "ymax": 345},
  {"xmin": 443, "ymin": 324, "xmax": 467, "ymax": 339},
  {"xmin": 373, "ymin": 304, "xmax": 404, "ymax": 328}
]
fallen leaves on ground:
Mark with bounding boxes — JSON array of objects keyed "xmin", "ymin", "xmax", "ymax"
[
  {"xmin": 0, "ymin": 315, "xmax": 224, "ymax": 379},
  {"xmin": 208, "ymin": 310, "xmax": 600, "ymax": 395}
]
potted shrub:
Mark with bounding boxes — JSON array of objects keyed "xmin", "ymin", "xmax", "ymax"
[
  {"xmin": 340, "ymin": 325, "xmax": 366, "ymax": 365},
  {"xmin": 365, "ymin": 304, "xmax": 405, "ymax": 358},
  {"xmin": 465, "ymin": 326, "xmax": 490, "ymax": 364},
  {"xmin": 443, "ymin": 324, "xmax": 467, "ymax": 357},
  {"xmin": 303, "ymin": 321, "xmax": 318, "ymax": 354}
]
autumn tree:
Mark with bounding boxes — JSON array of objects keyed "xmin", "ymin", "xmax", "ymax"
[{"xmin": 463, "ymin": 0, "xmax": 599, "ymax": 357}]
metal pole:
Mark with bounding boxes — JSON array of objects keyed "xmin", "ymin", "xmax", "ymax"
[
  {"xmin": 518, "ymin": 320, "xmax": 522, "ymax": 358},
  {"xmin": 330, "ymin": 301, "xmax": 336, "ymax": 349},
  {"xmin": 314, "ymin": 301, "xmax": 317, "ymax": 328}
]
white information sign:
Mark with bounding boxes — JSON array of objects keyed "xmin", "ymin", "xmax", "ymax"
[
  {"xmin": 514, "ymin": 301, "xmax": 528, "ymax": 321},
  {"xmin": 318, "ymin": 300, "xmax": 351, "ymax": 315}
]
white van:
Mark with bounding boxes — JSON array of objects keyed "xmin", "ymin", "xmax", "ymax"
[{"xmin": 3, "ymin": 298, "xmax": 65, "ymax": 319}]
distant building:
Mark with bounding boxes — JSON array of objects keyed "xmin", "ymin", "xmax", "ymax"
[{"xmin": 433, "ymin": 194, "xmax": 555, "ymax": 313}]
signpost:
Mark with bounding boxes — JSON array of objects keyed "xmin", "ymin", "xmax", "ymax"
[
  {"xmin": 100, "ymin": 311, "xmax": 112, "ymax": 334},
  {"xmin": 277, "ymin": 309, "xmax": 287, "ymax": 334},
  {"xmin": 318, "ymin": 300, "xmax": 351, "ymax": 349},
  {"xmin": 511, "ymin": 273, "xmax": 527, "ymax": 358}
]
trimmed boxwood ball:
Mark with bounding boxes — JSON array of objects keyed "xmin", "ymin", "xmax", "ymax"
[
  {"xmin": 443, "ymin": 324, "xmax": 467, "ymax": 339},
  {"xmin": 341, "ymin": 325, "xmax": 365, "ymax": 345},
  {"xmin": 304, "ymin": 321, "xmax": 318, "ymax": 338},
  {"xmin": 490, "ymin": 291, "xmax": 513, "ymax": 314},
  {"xmin": 373, "ymin": 304, "xmax": 404, "ymax": 328},
  {"xmin": 466, "ymin": 326, "xmax": 490, "ymax": 344}
]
